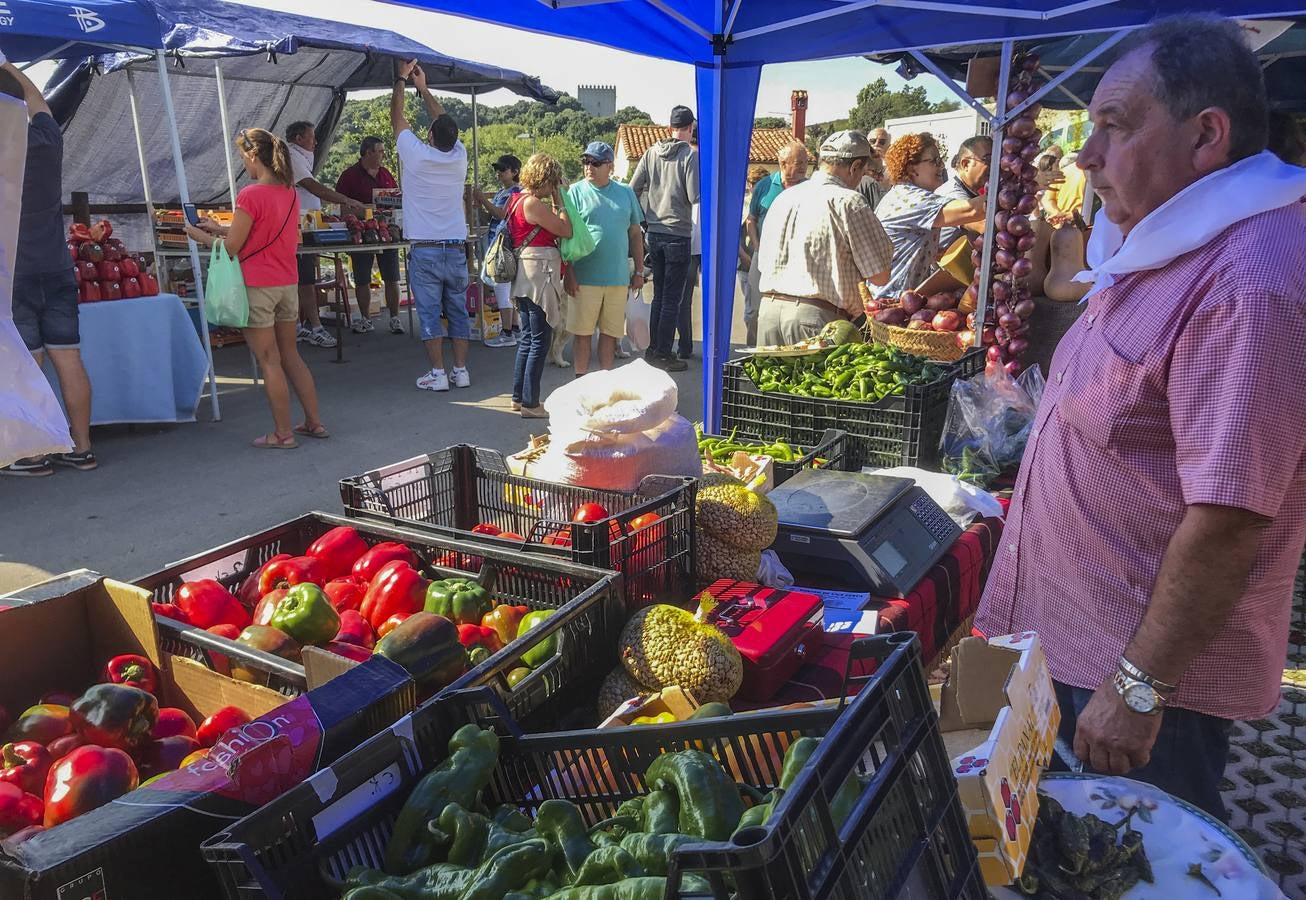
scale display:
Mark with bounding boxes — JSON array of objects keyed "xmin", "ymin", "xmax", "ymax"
[{"xmin": 768, "ymin": 470, "xmax": 962, "ymax": 597}]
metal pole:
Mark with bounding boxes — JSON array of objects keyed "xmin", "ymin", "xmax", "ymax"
[
  {"xmin": 125, "ymin": 70, "xmax": 162, "ymax": 266},
  {"xmin": 156, "ymin": 51, "xmax": 221, "ymax": 421},
  {"xmin": 470, "ymin": 87, "xmax": 480, "ymax": 222},
  {"xmin": 973, "ymin": 41, "xmax": 1013, "ymax": 349},
  {"xmin": 213, "ymin": 61, "xmax": 239, "ymax": 205}
]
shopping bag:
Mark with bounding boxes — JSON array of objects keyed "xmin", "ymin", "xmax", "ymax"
[
  {"xmin": 625, "ymin": 286, "xmax": 651, "ymax": 353},
  {"xmin": 204, "ymin": 241, "xmax": 249, "ymax": 328},
  {"xmin": 559, "ymin": 188, "xmax": 597, "ymax": 263}
]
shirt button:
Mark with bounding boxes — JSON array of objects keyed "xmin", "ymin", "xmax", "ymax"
[
  {"xmin": 1007, "ymin": 543, "xmax": 1017, "ymax": 555},
  {"xmin": 1088, "ymin": 313, "xmax": 1096, "ymax": 324},
  {"xmin": 1057, "ymin": 371, "xmax": 1065, "ymax": 384},
  {"xmin": 1031, "ymin": 428, "xmax": 1039, "ymax": 440}
]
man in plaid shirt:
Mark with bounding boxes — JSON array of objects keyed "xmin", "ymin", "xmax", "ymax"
[{"xmin": 976, "ymin": 15, "xmax": 1306, "ymax": 819}]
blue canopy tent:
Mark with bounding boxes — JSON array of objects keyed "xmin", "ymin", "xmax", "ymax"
[
  {"xmin": 0, "ymin": 0, "xmax": 163, "ymax": 63},
  {"xmin": 373, "ymin": 0, "xmax": 1306, "ymax": 430}
]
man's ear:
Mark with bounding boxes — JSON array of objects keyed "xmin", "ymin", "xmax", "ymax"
[{"xmin": 1191, "ymin": 106, "xmax": 1234, "ymax": 174}]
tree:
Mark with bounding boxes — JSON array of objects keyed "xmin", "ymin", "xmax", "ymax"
[
  {"xmin": 615, "ymin": 105, "xmax": 653, "ymax": 125},
  {"xmin": 847, "ymin": 78, "xmax": 960, "ymax": 133},
  {"xmin": 753, "ymin": 116, "xmax": 787, "ymax": 129}
]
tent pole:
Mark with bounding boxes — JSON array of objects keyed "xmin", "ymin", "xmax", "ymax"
[
  {"xmin": 156, "ymin": 51, "xmax": 221, "ymax": 422},
  {"xmin": 125, "ymin": 70, "xmax": 162, "ymax": 271},
  {"xmin": 470, "ymin": 87, "xmax": 480, "ymax": 228},
  {"xmin": 213, "ymin": 61, "xmax": 239, "ymax": 205},
  {"xmin": 907, "ymin": 50, "xmax": 996, "ymax": 126},
  {"xmin": 973, "ymin": 41, "xmax": 1013, "ymax": 350}
]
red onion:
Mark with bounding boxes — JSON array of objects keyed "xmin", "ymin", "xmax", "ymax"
[
  {"xmin": 994, "ymin": 303, "xmax": 1011, "ymax": 318},
  {"xmin": 994, "ymin": 211, "xmax": 1010, "ymax": 232},
  {"xmin": 1007, "ymin": 337, "xmax": 1029, "ymax": 357},
  {"xmin": 991, "ymin": 281, "xmax": 1011, "ymax": 302},
  {"xmin": 994, "ymin": 249, "xmax": 1015, "ymax": 271},
  {"xmin": 910, "ymin": 308, "xmax": 934, "ymax": 323},
  {"xmin": 987, "ymin": 345, "xmax": 1005, "ymax": 363},
  {"xmin": 995, "ymin": 230, "xmax": 1015, "ymax": 251},
  {"xmin": 982, "ymin": 326, "xmax": 997, "ymax": 345},
  {"xmin": 994, "ymin": 326, "xmax": 1010, "ymax": 343},
  {"xmin": 875, "ymin": 307, "xmax": 909, "ymax": 326},
  {"xmin": 1011, "ymin": 257, "xmax": 1033, "ymax": 279},
  {"xmin": 1027, "ymin": 103, "xmax": 1042, "ymax": 119},
  {"xmin": 1006, "ymin": 214, "xmax": 1030, "ymax": 237},
  {"xmin": 1017, "ymin": 233, "xmax": 1036, "ymax": 252},
  {"xmin": 1004, "ymin": 359, "xmax": 1023, "ymax": 377},
  {"xmin": 971, "ymin": 250, "xmax": 983, "ymax": 268},
  {"xmin": 1016, "ymin": 193, "xmax": 1038, "ymax": 215},
  {"xmin": 1001, "ymin": 153, "xmax": 1022, "ymax": 173},
  {"xmin": 1009, "ymin": 116, "xmax": 1036, "ymax": 139},
  {"xmin": 971, "ymin": 234, "xmax": 987, "ymax": 251},
  {"xmin": 1002, "ymin": 136, "xmax": 1022, "ymax": 155},
  {"xmin": 998, "ymin": 188, "xmax": 1020, "ymax": 211},
  {"xmin": 999, "ymin": 312, "xmax": 1021, "ymax": 330},
  {"xmin": 1006, "ymin": 89, "xmax": 1028, "ymax": 112},
  {"xmin": 900, "ymin": 290, "xmax": 926, "ymax": 315},
  {"xmin": 1020, "ymin": 142, "xmax": 1040, "ymax": 162}
]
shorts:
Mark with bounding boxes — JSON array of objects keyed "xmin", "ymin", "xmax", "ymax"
[
  {"xmin": 246, "ymin": 284, "xmax": 300, "ymax": 328},
  {"xmin": 297, "ymin": 253, "xmax": 320, "ymax": 286},
  {"xmin": 568, "ymin": 284, "xmax": 627, "ymax": 338},
  {"xmin": 409, "ymin": 244, "xmax": 470, "ymax": 341},
  {"xmin": 350, "ymin": 248, "xmax": 401, "ymax": 287},
  {"xmin": 13, "ymin": 268, "xmax": 80, "ymax": 350}
]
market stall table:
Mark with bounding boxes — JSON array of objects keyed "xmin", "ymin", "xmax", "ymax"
[
  {"xmin": 301, "ymin": 242, "xmax": 412, "ymax": 364},
  {"xmin": 44, "ymin": 293, "xmax": 210, "ymax": 425}
]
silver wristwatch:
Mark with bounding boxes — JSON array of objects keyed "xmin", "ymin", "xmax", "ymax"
[{"xmin": 1112, "ymin": 657, "xmax": 1175, "ymax": 716}]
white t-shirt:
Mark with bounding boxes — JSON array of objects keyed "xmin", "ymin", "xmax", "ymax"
[
  {"xmin": 288, "ymin": 142, "xmax": 321, "ymax": 213},
  {"xmin": 397, "ymin": 130, "xmax": 468, "ymax": 241},
  {"xmin": 690, "ymin": 202, "xmax": 701, "ymax": 256}
]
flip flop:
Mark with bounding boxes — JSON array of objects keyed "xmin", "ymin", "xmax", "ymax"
[
  {"xmin": 293, "ymin": 423, "xmax": 331, "ymax": 439},
  {"xmin": 253, "ymin": 432, "xmax": 298, "ymax": 450}
]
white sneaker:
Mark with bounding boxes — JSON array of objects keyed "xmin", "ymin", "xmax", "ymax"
[
  {"xmin": 416, "ymin": 369, "xmax": 449, "ymax": 392},
  {"xmin": 484, "ymin": 333, "xmax": 516, "ymax": 348},
  {"xmin": 307, "ymin": 326, "xmax": 338, "ymax": 348},
  {"xmin": 351, "ymin": 317, "xmax": 374, "ymax": 334},
  {"xmin": 451, "ymin": 367, "xmax": 471, "ymax": 388},
  {"xmin": 389, "ymin": 316, "xmax": 406, "ymax": 335},
  {"xmin": 296, "ymin": 323, "xmax": 312, "ymax": 343},
  {"xmin": 615, "ymin": 344, "xmax": 632, "ymax": 359}
]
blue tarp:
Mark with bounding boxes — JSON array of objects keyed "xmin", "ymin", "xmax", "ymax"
[
  {"xmin": 380, "ymin": 0, "xmax": 1306, "ymax": 427},
  {"xmin": 0, "ymin": 0, "xmax": 163, "ymax": 62}
]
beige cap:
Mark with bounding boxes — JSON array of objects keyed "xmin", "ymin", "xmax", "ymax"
[{"xmin": 820, "ymin": 129, "xmax": 872, "ymax": 160}]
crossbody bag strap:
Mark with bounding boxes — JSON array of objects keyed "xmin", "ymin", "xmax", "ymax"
[
  {"xmin": 508, "ymin": 192, "xmax": 544, "ymax": 256},
  {"xmin": 238, "ymin": 191, "xmax": 298, "ymax": 264}
]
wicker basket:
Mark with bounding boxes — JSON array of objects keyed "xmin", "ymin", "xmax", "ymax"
[{"xmin": 866, "ymin": 317, "xmax": 969, "ymax": 362}]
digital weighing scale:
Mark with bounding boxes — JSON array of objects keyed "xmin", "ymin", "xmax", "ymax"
[{"xmin": 767, "ymin": 469, "xmax": 961, "ymax": 597}]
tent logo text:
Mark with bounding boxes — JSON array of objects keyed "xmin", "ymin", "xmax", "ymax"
[
  {"xmin": 69, "ymin": 6, "xmax": 105, "ymax": 33},
  {"xmin": 0, "ymin": 3, "xmax": 13, "ymax": 28}
]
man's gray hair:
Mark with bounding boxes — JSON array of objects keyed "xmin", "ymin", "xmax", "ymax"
[
  {"xmin": 285, "ymin": 120, "xmax": 315, "ymax": 143},
  {"xmin": 777, "ymin": 141, "xmax": 808, "ymax": 163},
  {"xmin": 1118, "ymin": 15, "xmax": 1268, "ymax": 162}
]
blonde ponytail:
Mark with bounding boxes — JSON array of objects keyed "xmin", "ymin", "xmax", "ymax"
[{"xmin": 234, "ymin": 127, "xmax": 295, "ymax": 187}]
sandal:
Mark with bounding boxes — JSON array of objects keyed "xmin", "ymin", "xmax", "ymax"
[
  {"xmin": 253, "ymin": 432, "xmax": 298, "ymax": 450},
  {"xmin": 294, "ymin": 423, "xmax": 331, "ymax": 439}
]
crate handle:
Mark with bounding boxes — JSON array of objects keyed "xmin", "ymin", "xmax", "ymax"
[
  {"xmin": 837, "ymin": 633, "xmax": 914, "ymax": 709},
  {"xmin": 433, "ymin": 685, "xmax": 526, "ymax": 739},
  {"xmin": 169, "ymin": 620, "xmax": 309, "ymax": 686}
]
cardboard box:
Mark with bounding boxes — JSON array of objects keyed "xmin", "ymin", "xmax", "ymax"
[
  {"xmin": 599, "ymin": 685, "xmax": 701, "ymax": 728},
  {"xmin": 0, "ymin": 571, "xmax": 416, "ymax": 900},
  {"xmin": 936, "ymin": 631, "xmax": 1059, "ymax": 887}
]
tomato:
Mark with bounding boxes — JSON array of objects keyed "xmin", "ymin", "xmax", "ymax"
[{"xmin": 571, "ymin": 502, "xmax": 610, "ymax": 525}]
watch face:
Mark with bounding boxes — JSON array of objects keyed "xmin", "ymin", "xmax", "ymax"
[{"xmin": 1123, "ymin": 682, "xmax": 1157, "ymax": 714}]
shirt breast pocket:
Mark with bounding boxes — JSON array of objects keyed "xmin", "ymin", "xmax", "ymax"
[{"xmin": 1056, "ymin": 321, "xmax": 1171, "ymax": 452}]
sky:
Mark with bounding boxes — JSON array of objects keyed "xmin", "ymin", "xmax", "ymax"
[{"xmin": 241, "ymin": 0, "xmax": 959, "ymax": 124}]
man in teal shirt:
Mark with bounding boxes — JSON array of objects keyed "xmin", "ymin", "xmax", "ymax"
[
  {"xmin": 566, "ymin": 141, "xmax": 645, "ymax": 375},
  {"xmin": 744, "ymin": 141, "xmax": 808, "ymax": 342}
]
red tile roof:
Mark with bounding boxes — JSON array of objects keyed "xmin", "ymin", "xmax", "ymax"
[{"xmin": 615, "ymin": 124, "xmax": 798, "ymax": 164}]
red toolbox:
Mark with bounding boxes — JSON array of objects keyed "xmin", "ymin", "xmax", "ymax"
[{"xmin": 702, "ymin": 580, "xmax": 824, "ymax": 702}]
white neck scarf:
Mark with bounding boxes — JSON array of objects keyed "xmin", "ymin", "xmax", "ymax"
[{"xmin": 1074, "ymin": 151, "xmax": 1306, "ymax": 300}]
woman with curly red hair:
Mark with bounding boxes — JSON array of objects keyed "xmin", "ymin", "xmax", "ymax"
[{"xmin": 872, "ymin": 132, "xmax": 987, "ymax": 299}]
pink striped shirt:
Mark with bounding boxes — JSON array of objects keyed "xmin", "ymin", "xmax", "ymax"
[{"xmin": 976, "ymin": 202, "xmax": 1306, "ymax": 721}]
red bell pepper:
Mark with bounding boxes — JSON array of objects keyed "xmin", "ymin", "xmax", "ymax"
[
  {"xmin": 323, "ymin": 575, "xmax": 368, "ymax": 612},
  {"xmin": 351, "ymin": 542, "xmax": 419, "ymax": 583},
  {"xmin": 457, "ymin": 623, "xmax": 504, "ymax": 665},
  {"xmin": 70, "ymin": 684, "xmax": 158, "ymax": 754},
  {"xmin": 42, "ymin": 746, "xmax": 138, "ymax": 828},
  {"xmin": 306, "ymin": 526, "xmax": 370, "ymax": 581},
  {"xmin": 0, "ymin": 782, "xmax": 42, "ymax": 836},
  {"xmin": 258, "ymin": 555, "xmax": 327, "ymax": 596},
  {"xmin": 99, "ymin": 280, "xmax": 122, "ymax": 300},
  {"xmin": 358, "ymin": 560, "xmax": 427, "ymax": 633},
  {"xmin": 196, "ymin": 706, "xmax": 250, "ymax": 749},
  {"xmin": 102, "ymin": 654, "xmax": 157, "ymax": 695},
  {"xmin": 96, "ymin": 260, "xmax": 121, "ymax": 282},
  {"xmin": 9, "ymin": 705, "xmax": 72, "ymax": 745},
  {"xmin": 69, "ymin": 222, "xmax": 92, "ymax": 243},
  {"xmin": 152, "ymin": 601, "xmax": 190, "ymax": 625},
  {"xmin": 323, "ymin": 641, "xmax": 373, "ymax": 662},
  {"xmin": 45, "ymin": 734, "xmax": 86, "ymax": 762},
  {"xmin": 0, "ymin": 742, "xmax": 52, "ymax": 796},
  {"xmin": 471, "ymin": 523, "xmax": 502, "ymax": 536},
  {"xmin": 333, "ymin": 608, "xmax": 376, "ymax": 649},
  {"xmin": 151, "ymin": 708, "xmax": 197, "ymax": 740},
  {"xmin": 119, "ymin": 256, "xmax": 140, "ymax": 278},
  {"xmin": 78, "ymin": 280, "xmax": 100, "ymax": 303},
  {"xmin": 139, "ymin": 272, "xmax": 159, "ymax": 296},
  {"xmin": 377, "ymin": 611, "xmax": 413, "ymax": 638},
  {"xmin": 207, "ymin": 623, "xmax": 242, "ymax": 641},
  {"xmin": 238, "ymin": 553, "xmax": 291, "ymax": 607},
  {"xmin": 121, "ymin": 276, "xmax": 142, "ymax": 299},
  {"xmin": 175, "ymin": 579, "xmax": 249, "ymax": 631},
  {"xmin": 251, "ymin": 588, "xmax": 288, "ymax": 627}
]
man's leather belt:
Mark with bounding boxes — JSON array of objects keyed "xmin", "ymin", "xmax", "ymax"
[
  {"xmin": 410, "ymin": 239, "xmax": 467, "ymax": 247},
  {"xmin": 763, "ymin": 292, "xmax": 849, "ymax": 319}
]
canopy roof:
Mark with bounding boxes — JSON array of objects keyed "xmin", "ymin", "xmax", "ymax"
[{"xmin": 0, "ymin": 0, "xmax": 163, "ymax": 62}]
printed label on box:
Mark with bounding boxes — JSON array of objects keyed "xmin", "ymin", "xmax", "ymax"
[{"xmin": 56, "ymin": 868, "xmax": 106, "ymax": 900}]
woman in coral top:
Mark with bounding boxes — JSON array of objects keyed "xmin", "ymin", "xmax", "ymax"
[{"xmin": 185, "ymin": 128, "xmax": 327, "ymax": 448}]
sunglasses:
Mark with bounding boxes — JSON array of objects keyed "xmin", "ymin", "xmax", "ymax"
[
  {"xmin": 581, "ymin": 158, "xmax": 610, "ymax": 167},
  {"xmin": 871, "ymin": 137, "xmax": 891, "ymax": 146},
  {"xmin": 237, "ymin": 129, "xmax": 255, "ymax": 152}
]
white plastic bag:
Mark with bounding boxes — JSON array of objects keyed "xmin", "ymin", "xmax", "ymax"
[
  {"xmin": 756, "ymin": 550, "xmax": 795, "ymax": 589},
  {"xmin": 869, "ymin": 465, "xmax": 1004, "ymax": 525},
  {"xmin": 545, "ymin": 359, "xmax": 677, "ymax": 435},
  {"xmin": 531, "ymin": 414, "xmax": 702, "ymax": 492},
  {"xmin": 625, "ymin": 287, "xmax": 651, "ymax": 354}
]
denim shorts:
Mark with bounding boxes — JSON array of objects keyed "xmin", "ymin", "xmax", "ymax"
[
  {"xmin": 409, "ymin": 244, "xmax": 470, "ymax": 341},
  {"xmin": 13, "ymin": 268, "xmax": 80, "ymax": 351}
]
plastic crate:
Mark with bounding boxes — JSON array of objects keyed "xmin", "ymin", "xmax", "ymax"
[
  {"xmin": 698, "ymin": 427, "xmax": 849, "ymax": 485},
  {"xmin": 201, "ymin": 633, "xmax": 984, "ymax": 900},
  {"xmin": 1294, "ymin": 549, "xmax": 1306, "ymax": 631},
  {"xmin": 339, "ymin": 444, "xmax": 696, "ymax": 612},
  {"xmin": 133, "ymin": 512, "xmax": 623, "ymax": 710},
  {"xmin": 722, "ymin": 349, "xmax": 984, "ymax": 471}
]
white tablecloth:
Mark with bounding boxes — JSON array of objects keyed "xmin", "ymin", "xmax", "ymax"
[{"xmin": 45, "ymin": 293, "xmax": 209, "ymax": 425}]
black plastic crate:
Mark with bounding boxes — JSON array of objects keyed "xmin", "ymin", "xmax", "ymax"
[
  {"xmin": 698, "ymin": 427, "xmax": 849, "ymax": 485},
  {"xmin": 722, "ymin": 349, "xmax": 984, "ymax": 471},
  {"xmin": 134, "ymin": 512, "xmax": 623, "ymax": 712},
  {"xmin": 339, "ymin": 444, "xmax": 696, "ymax": 612},
  {"xmin": 201, "ymin": 633, "xmax": 984, "ymax": 900},
  {"xmin": 1294, "ymin": 549, "xmax": 1306, "ymax": 631}
]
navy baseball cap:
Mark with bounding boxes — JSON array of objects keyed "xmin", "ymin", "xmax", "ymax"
[
  {"xmin": 582, "ymin": 141, "xmax": 614, "ymax": 163},
  {"xmin": 669, "ymin": 105, "xmax": 695, "ymax": 127}
]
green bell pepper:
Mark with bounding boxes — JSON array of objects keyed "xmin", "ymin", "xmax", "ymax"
[
  {"xmin": 542, "ymin": 877, "xmax": 670, "ymax": 900},
  {"xmin": 643, "ymin": 750, "xmax": 744, "ymax": 842},
  {"xmin": 424, "ymin": 578, "xmax": 493, "ymax": 626},
  {"xmin": 269, "ymin": 583, "xmax": 340, "ymax": 646},
  {"xmin": 618, "ymin": 833, "xmax": 694, "ymax": 876},
  {"xmin": 515, "ymin": 609, "xmax": 558, "ymax": 669},
  {"xmin": 534, "ymin": 799, "xmax": 597, "ymax": 883},
  {"xmin": 383, "ymin": 725, "xmax": 500, "ymax": 874},
  {"xmin": 458, "ymin": 839, "xmax": 554, "ymax": 900}
]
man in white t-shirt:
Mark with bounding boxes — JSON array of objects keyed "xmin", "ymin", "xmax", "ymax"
[
  {"xmin": 391, "ymin": 60, "xmax": 471, "ymax": 392},
  {"xmin": 285, "ymin": 121, "xmax": 365, "ymax": 348}
]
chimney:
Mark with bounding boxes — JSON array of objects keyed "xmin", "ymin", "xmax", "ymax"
[{"xmin": 791, "ymin": 90, "xmax": 808, "ymax": 141}]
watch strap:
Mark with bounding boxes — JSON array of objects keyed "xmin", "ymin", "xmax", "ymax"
[
  {"xmin": 1119, "ymin": 656, "xmax": 1177, "ymax": 694},
  {"xmin": 1113, "ymin": 670, "xmax": 1166, "ymax": 715}
]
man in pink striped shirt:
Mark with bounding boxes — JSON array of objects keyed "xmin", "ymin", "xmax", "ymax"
[{"xmin": 976, "ymin": 15, "xmax": 1306, "ymax": 819}]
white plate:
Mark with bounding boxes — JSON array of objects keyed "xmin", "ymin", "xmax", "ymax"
[{"xmin": 991, "ymin": 774, "xmax": 1285, "ymax": 900}]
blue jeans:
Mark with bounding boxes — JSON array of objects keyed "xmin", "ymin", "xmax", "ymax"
[
  {"xmin": 646, "ymin": 232, "xmax": 690, "ymax": 358},
  {"xmin": 409, "ymin": 245, "xmax": 470, "ymax": 341},
  {"xmin": 1052, "ymin": 681, "xmax": 1234, "ymax": 821},
  {"xmin": 677, "ymin": 254, "xmax": 699, "ymax": 356},
  {"xmin": 512, "ymin": 298, "xmax": 551, "ymax": 408},
  {"xmin": 13, "ymin": 268, "xmax": 80, "ymax": 350}
]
